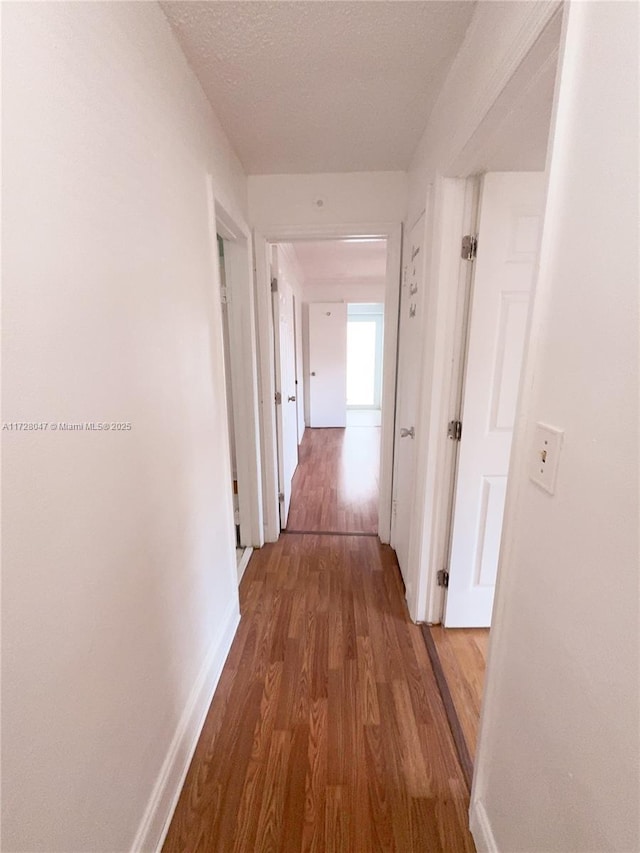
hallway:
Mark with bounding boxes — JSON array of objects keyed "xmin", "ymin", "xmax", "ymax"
[
  {"xmin": 163, "ymin": 429, "xmax": 475, "ymax": 852},
  {"xmin": 286, "ymin": 428, "xmax": 380, "ymax": 535}
]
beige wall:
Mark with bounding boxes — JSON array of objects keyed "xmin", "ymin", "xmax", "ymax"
[
  {"xmin": 248, "ymin": 171, "xmax": 407, "ymax": 229},
  {"xmin": 2, "ymin": 3, "xmax": 247, "ymax": 850},
  {"xmin": 472, "ymin": 3, "xmax": 639, "ymax": 850}
]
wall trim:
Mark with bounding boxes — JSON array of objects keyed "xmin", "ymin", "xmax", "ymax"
[
  {"xmin": 210, "ymin": 182, "xmax": 265, "ymax": 548},
  {"xmin": 470, "ymin": 799, "xmax": 499, "ymax": 853},
  {"xmin": 237, "ymin": 546, "xmax": 253, "ymax": 584},
  {"xmin": 130, "ymin": 601, "xmax": 240, "ymax": 853}
]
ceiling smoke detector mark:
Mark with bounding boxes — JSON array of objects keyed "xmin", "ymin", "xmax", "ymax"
[
  {"xmin": 529, "ymin": 422, "xmax": 564, "ymax": 495},
  {"xmin": 313, "ymin": 196, "xmax": 325, "ymax": 209}
]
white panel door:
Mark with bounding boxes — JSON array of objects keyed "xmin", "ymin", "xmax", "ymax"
[
  {"xmin": 273, "ymin": 267, "xmax": 299, "ymax": 527},
  {"xmin": 445, "ymin": 172, "xmax": 546, "ymax": 627},
  {"xmin": 391, "ymin": 214, "xmax": 425, "ymax": 585},
  {"xmin": 308, "ymin": 302, "xmax": 347, "ymax": 427}
]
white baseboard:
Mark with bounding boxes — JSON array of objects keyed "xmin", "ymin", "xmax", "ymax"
[
  {"xmin": 470, "ymin": 799, "xmax": 499, "ymax": 853},
  {"xmin": 237, "ymin": 546, "xmax": 253, "ymax": 583},
  {"xmin": 130, "ymin": 600, "xmax": 240, "ymax": 852}
]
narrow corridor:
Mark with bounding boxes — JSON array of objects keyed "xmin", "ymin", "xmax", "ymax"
[{"xmin": 163, "ymin": 429, "xmax": 475, "ymax": 852}]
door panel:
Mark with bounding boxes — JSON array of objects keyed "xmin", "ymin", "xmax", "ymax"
[
  {"xmin": 308, "ymin": 302, "xmax": 347, "ymax": 427},
  {"xmin": 273, "ymin": 261, "xmax": 299, "ymax": 527},
  {"xmin": 444, "ymin": 172, "xmax": 546, "ymax": 627},
  {"xmin": 391, "ymin": 214, "xmax": 425, "ymax": 585},
  {"xmin": 293, "ymin": 294, "xmax": 305, "ymax": 445}
]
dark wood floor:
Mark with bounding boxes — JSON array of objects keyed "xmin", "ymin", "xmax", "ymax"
[
  {"xmin": 429, "ymin": 627, "xmax": 489, "ymax": 762},
  {"xmin": 286, "ymin": 428, "xmax": 379, "ymax": 534}
]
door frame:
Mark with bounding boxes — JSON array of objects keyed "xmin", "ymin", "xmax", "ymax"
[
  {"xmin": 254, "ymin": 222, "xmax": 402, "ymax": 543},
  {"xmin": 402, "ymin": 178, "xmax": 477, "ymax": 622},
  {"xmin": 405, "ymin": 4, "xmax": 562, "ymax": 623},
  {"xmin": 270, "ymin": 245, "xmax": 299, "ymax": 527},
  {"xmin": 209, "ymin": 185, "xmax": 264, "ymax": 548}
]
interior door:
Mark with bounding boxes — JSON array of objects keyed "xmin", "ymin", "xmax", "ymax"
[
  {"xmin": 308, "ymin": 302, "xmax": 347, "ymax": 427},
  {"xmin": 445, "ymin": 172, "xmax": 546, "ymax": 627},
  {"xmin": 391, "ymin": 213, "xmax": 425, "ymax": 585},
  {"xmin": 272, "ymin": 254, "xmax": 299, "ymax": 527}
]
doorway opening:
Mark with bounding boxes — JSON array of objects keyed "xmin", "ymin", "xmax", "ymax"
[
  {"xmin": 261, "ymin": 237, "xmax": 392, "ymax": 537},
  {"xmin": 432, "ymin": 172, "xmax": 546, "ymax": 771},
  {"xmin": 217, "ymin": 234, "xmax": 253, "ymax": 580},
  {"xmin": 346, "ymin": 303, "xmax": 384, "ymax": 427},
  {"xmin": 415, "ymin": 171, "xmax": 548, "ymax": 784}
]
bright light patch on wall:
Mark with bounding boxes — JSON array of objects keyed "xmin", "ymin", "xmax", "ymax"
[
  {"xmin": 346, "ymin": 303, "xmax": 384, "ymax": 409},
  {"xmin": 347, "ymin": 321, "xmax": 377, "ymax": 405}
]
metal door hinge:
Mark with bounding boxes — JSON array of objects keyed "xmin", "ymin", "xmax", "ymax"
[
  {"xmin": 271, "ymin": 276, "xmax": 278, "ymax": 293},
  {"xmin": 461, "ymin": 234, "xmax": 478, "ymax": 260},
  {"xmin": 447, "ymin": 420, "xmax": 462, "ymax": 441},
  {"xmin": 220, "ymin": 286, "xmax": 229, "ymax": 304},
  {"xmin": 278, "ymin": 491, "xmax": 284, "ymax": 501},
  {"xmin": 275, "ymin": 391, "xmax": 282, "ymax": 405},
  {"xmin": 437, "ymin": 569, "xmax": 449, "ymax": 588}
]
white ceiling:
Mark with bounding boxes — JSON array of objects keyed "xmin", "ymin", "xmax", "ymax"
[
  {"xmin": 292, "ymin": 240, "xmax": 387, "ymax": 282},
  {"xmin": 161, "ymin": 1, "xmax": 477, "ymax": 174}
]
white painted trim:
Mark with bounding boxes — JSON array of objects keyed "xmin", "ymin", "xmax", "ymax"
[
  {"xmin": 278, "ymin": 242, "xmax": 306, "ymax": 288},
  {"xmin": 237, "ymin": 546, "xmax": 253, "ymax": 583},
  {"xmin": 209, "ymin": 184, "xmax": 264, "ymax": 548},
  {"xmin": 404, "ymin": 178, "xmax": 474, "ymax": 622},
  {"xmin": 470, "ymin": 799, "xmax": 499, "ymax": 853},
  {"xmin": 378, "ymin": 223, "xmax": 402, "ymax": 543},
  {"xmin": 253, "ymin": 229, "xmax": 281, "ymax": 543},
  {"xmin": 254, "ymin": 222, "xmax": 402, "ymax": 544},
  {"xmin": 130, "ymin": 601, "xmax": 240, "ymax": 853}
]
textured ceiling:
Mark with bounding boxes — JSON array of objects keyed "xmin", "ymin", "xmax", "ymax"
[
  {"xmin": 292, "ymin": 240, "xmax": 387, "ymax": 282},
  {"xmin": 161, "ymin": 1, "xmax": 476, "ymax": 174}
]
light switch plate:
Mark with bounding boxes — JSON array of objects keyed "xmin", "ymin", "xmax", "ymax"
[{"xmin": 529, "ymin": 422, "xmax": 563, "ymax": 495}]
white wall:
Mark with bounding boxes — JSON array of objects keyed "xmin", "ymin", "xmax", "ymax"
[
  {"xmin": 407, "ymin": 1, "xmax": 560, "ymax": 225},
  {"xmin": 472, "ymin": 3, "xmax": 639, "ymax": 851},
  {"xmin": 2, "ymin": 3, "xmax": 247, "ymax": 851},
  {"xmin": 301, "ymin": 278, "xmax": 386, "ymax": 427},
  {"xmin": 249, "ymin": 171, "xmax": 407, "ymax": 229},
  {"xmin": 303, "ymin": 278, "xmax": 386, "ymax": 304}
]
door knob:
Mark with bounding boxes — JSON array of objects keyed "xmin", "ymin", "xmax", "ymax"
[
  {"xmin": 400, "ymin": 427, "xmax": 415, "ymax": 439},
  {"xmin": 288, "ymin": 395, "xmax": 296, "ymax": 402}
]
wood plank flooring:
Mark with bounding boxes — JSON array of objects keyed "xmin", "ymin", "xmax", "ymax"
[
  {"xmin": 428, "ymin": 627, "xmax": 489, "ymax": 762},
  {"xmin": 285, "ymin": 428, "xmax": 379, "ymax": 534},
  {"xmin": 163, "ymin": 536, "xmax": 476, "ymax": 852}
]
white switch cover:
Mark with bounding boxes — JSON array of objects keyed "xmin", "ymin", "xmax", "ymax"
[{"xmin": 529, "ymin": 422, "xmax": 563, "ymax": 495}]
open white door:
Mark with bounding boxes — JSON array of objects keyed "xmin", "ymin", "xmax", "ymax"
[
  {"xmin": 308, "ymin": 302, "xmax": 347, "ymax": 427},
  {"xmin": 391, "ymin": 214, "xmax": 425, "ymax": 586},
  {"xmin": 272, "ymin": 252, "xmax": 299, "ymax": 527},
  {"xmin": 444, "ymin": 172, "xmax": 546, "ymax": 627}
]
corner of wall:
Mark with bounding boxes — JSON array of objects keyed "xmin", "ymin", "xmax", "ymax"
[
  {"xmin": 130, "ymin": 600, "xmax": 240, "ymax": 853},
  {"xmin": 469, "ymin": 800, "xmax": 499, "ymax": 853}
]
